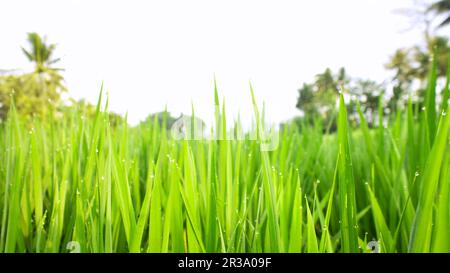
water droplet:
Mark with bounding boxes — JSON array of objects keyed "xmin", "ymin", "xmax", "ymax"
[
  {"xmin": 422, "ymin": 106, "xmax": 426, "ymax": 111},
  {"xmin": 442, "ymin": 111, "xmax": 447, "ymax": 116},
  {"xmin": 415, "ymin": 171, "xmax": 420, "ymax": 177}
]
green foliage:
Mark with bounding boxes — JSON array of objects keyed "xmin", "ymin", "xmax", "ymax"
[
  {"xmin": 0, "ymin": 71, "xmax": 64, "ymax": 121},
  {"xmin": 385, "ymin": 36, "xmax": 450, "ymax": 109},
  {"xmin": 295, "ymin": 68, "xmax": 383, "ymax": 129},
  {"xmin": 141, "ymin": 111, "xmax": 178, "ymax": 130},
  {"xmin": 0, "ymin": 33, "xmax": 66, "ymax": 122},
  {"xmin": 0, "ymin": 33, "xmax": 121, "ymax": 125},
  {"xmin": 337, "ymin": 93, "xmax": 359, "ymax": 252},
  {"xmin": 63, "ymin": 98, "xmax": 124, "ymax": 128},
  {"xmin": 296, "ymin": 67, "xmax": 345, "ymax": 119},
  {"xmin": 22, "ymin": 32, "xmax": 61, "ymax": 74},
  {"xmin": 0, "ymin": 56, "xmax": 449, "ymax": 253},
  {"xmin": 0, "ymin": 25, "xmax": 449, "ymax": 253}
]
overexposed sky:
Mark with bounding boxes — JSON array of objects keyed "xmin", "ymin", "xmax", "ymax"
[{"xmin": 1, "ymin": 0, "xmax": 444, "ymax": 126}]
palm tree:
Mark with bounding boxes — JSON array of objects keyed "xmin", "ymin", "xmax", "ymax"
[
  {"xmin": 21, "ymin": 32, "xmax": 61, "ymax": 73},
  {"xmin": 411, "ymin": 45, "xmax": 430, "ymax": 81},
  {"xmin": 351, "ymin": 79, "xmax": 383, "ymax": 125},
  {"xmin": 428, "ymin": 36, "xmax": 450, "ymax": 76},
  {"xmin": 428, "ymin": 0, "xmax": 450, "ymax": 28},
  {"xmin": 21, "ymin": 32, "xmax": 66, "ymax": 101},
  {"xmin": 385, "ymin": 49, "xmax": 416, "ymax": 111},
  {"xmin": 336, "ymin": 67, "xmax": 350, "ymax": 87},
  {"xmin": 296, "ymin": 83, "xmax": 316, "ymax": 115},
  {"xmin": 385, "ymin": 49, "xmax": 415, "ymax": 90},
  {"xmin": 315, "ymin": 68, "xmax": 338, "ymax": 94},
  {"xmin": 410, "ymin": 36, "xmax": 449, "ymax": 83}
]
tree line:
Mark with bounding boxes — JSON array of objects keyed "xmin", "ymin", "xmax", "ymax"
[
  {"xmin": 295, "ymin": 0, "xmax": 449, "ymax": 129},
  {"xmin": 1, "ymin": 1, "xmax": 449, "ymax": 129}
]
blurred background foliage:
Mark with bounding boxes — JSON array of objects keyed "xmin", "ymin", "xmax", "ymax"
[
  {"xmin": 295, "ymin": 0, "xmax": 449, "ymax": 130},
  {"xmin": 0, "ymin": 32, "xmax": 123, "ymax": 126},
  {"xmin": 0, "ymin": 1, "xmax": 449, "ymax": 131},
  {"xmin": 0, "ymin": 33, "xmax": 65, "ymax": 121}
]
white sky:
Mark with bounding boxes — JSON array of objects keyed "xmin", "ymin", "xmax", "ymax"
[{"xmin": 1, "ymin": 0, "xmax": 446, "ymax": 126}]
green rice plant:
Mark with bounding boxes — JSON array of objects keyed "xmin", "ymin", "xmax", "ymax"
[
  {"xmin": 0, "ymin": 58, "xmax": 449, "ymax": 253},
  {"xmin": 336, "ymin": 92, "xmax": 359, "ymax": 252}
]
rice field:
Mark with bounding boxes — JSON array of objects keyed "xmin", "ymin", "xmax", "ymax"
[{"xmin": 0, "ymin": 68, "xmax": 449, "ymax": 253}]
